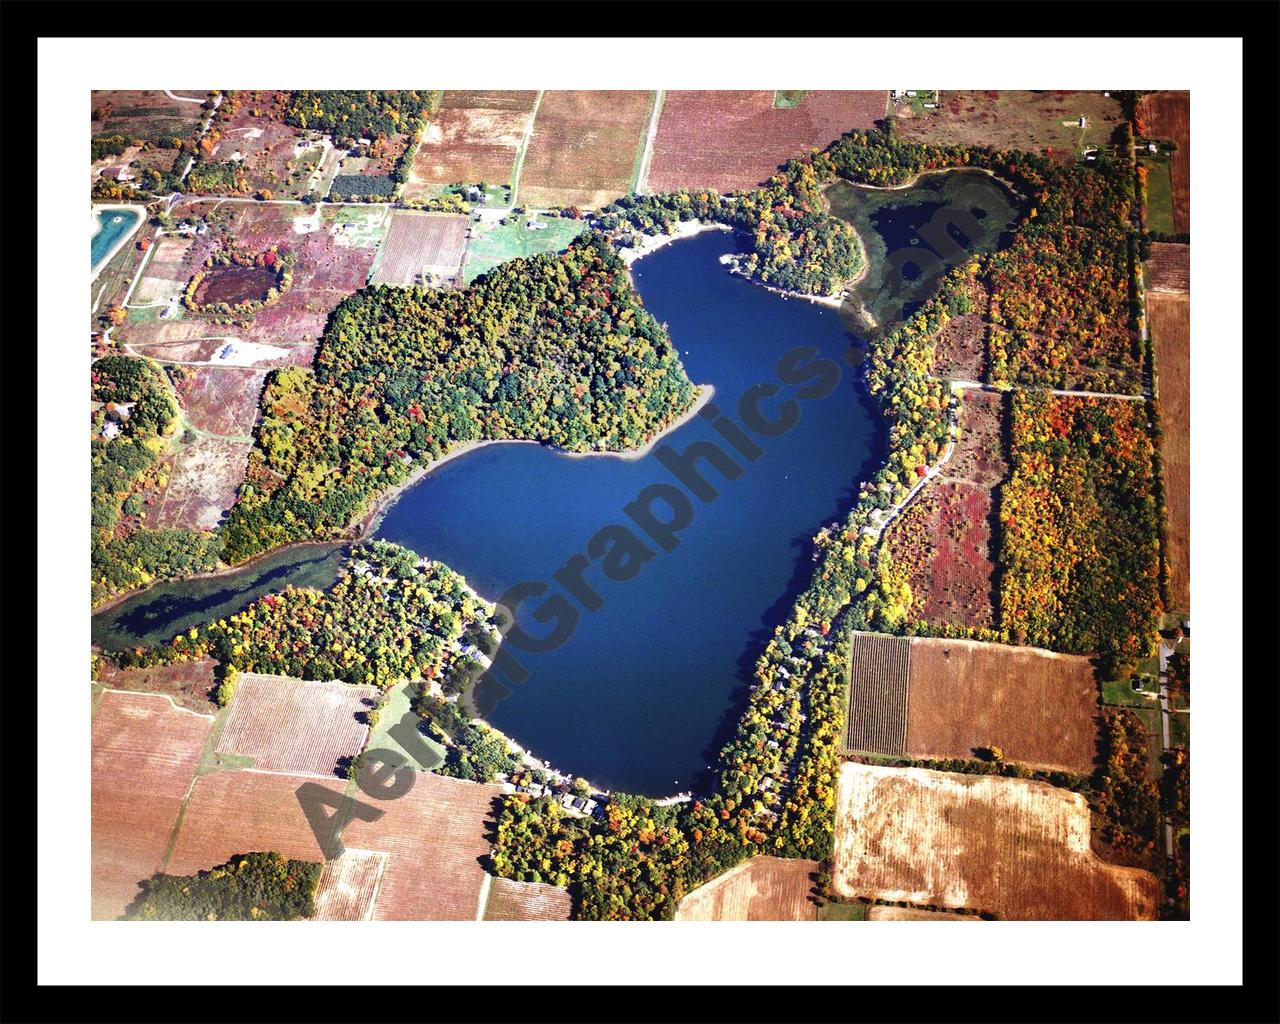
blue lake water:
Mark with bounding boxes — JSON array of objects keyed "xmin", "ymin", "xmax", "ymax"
[
  {"xmin": 91, "ymin": 172, "xmax": 1018, "ymax": 795},
  {"xmin": 91, "ymin": 207, "xmax": 142, "ymax": 272},
  {"xmin": 376, "ymin": 230, "xmax": 883, "ymax": 794}
]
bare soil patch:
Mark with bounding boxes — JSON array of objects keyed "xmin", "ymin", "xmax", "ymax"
[
  {"xmin": 831, "ymin": 763, "xmax": 1160, "ymax": 919},
  {"xmin": 905, "ymin": 637, "xmax": 1100, "ymax": 774},
  {"xmin": 867, "ymin": 905, "xmax": 979, "ymax": 921},
  {"xmin": 153, "ymin": 436, "xmax": 251, "ymax": 530},
  {"xmin": 675, "ymin": 856, "xmax": 820, "ymax": 921}
]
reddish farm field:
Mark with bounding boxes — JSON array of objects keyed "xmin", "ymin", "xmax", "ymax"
[
  {"xmin": 96, "ymin": 656, "xmax": 219, "ymax": 713},
  {"xmin": 165, "ymin": 770, "xmax": 339, "ymax": 876},
  {"xmin": 153, "ymin": 436, "xmax": 251, "ymax": 530},
  {"xmin": 1136, "ymin": 92, "xmax": 1189, "ymax": 233},
  {"xmin": 370, "ymin": 211, "xmax": 470, "ymax": 286},
  {"xmin": 884, "ymin": 388, "xmax": 1007, "ymax": 630},
  {"xmin": 646, "ymin": 91, "xmax": 888, "ymax": 194},
  {"xmin": 343, "ymin": 773, "xmax": 504, "ymax": 920},
  {"xmin": 215, "ymin": 674, "xmax": 376, "ymax": 777},
  {"xmin": 166, "ymin": 769, "xmax": 503, "ymax": 920},
  {"xmin": 91, "ymin": 691, "xmax": 214, "ymax": 919},
  {"xmin": 832, "ymin": 763, "xmax": 1160, "ymax": 920},
  {"xmin": 1146, "ymin": 241, "xmax": 1189, "ymax": 294},
  {"xmin": 406, "ymin": 90, "xmax": 540, "ymax": 198},
  {"xmin": 519, "ymin": 90, "xmax": 655, "ymax": 209},
  {"xmin": 896, "ymin": 91, "xmax": 1124, "ymax": 160},
  {"xmin": 313, "ymin": 849, "xmax": 388, "ymax": 921},
  {"xmin": 483, "ymin": 878, "xmax": 573, "ymax": 921},
  {"xmin": 674, "ymin": 857, "xmax": 820, "ymax": 921},
  {"xmin": 1148, "ymin": 291, "xmax": 1190, "ymax": 610},
  {"xmin": 905, "ymin": 637, "xmax": 1100, "ymax": 774}
]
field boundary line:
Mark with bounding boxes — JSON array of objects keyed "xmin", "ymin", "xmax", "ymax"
[
  {"xmin": 631, "ymin": 89, "xmax": 665, "ymax": 196},
  {"xmin": 508, "ymin": 90, "xmax": 544, "ymax": 209},
  {"xmin": 475, "ymin": 871, "xmax": 493, "ymax": 921}
]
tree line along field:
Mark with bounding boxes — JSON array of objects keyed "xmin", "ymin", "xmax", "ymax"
[{"xmin": 831, "ymin": 763, "xmax": 1159, "ymax": 920}]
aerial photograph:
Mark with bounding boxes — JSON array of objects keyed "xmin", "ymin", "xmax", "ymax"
[{"xmin": 86, "ymin": 85, "xmax": 1195, "ymax": 926}]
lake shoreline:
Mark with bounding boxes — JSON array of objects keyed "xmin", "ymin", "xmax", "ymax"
[{"xmin": 355, "ymin": 383, "xmax": 715, "ymax": 539}]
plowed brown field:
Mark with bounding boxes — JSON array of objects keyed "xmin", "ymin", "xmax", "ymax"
[
  {"xmin": 831, "ymin": 763, "xmax": 1159, "ymax": 919},
  {"xmin": 646, "ymin": 91, "xmax": 887, "ymax": 194},
  {"xmin": 905, "ymin": 638, "xmax": 1100, "ymax": 774},
  {"xmin": 92, "ymin": 691, "xmax": 214, "ymax": 919},
  {"xmin": 483, "ymin": 877, "xmax": 573, "ymax": 921},
  {"xmin": 674, "ymin": 856, "xmax": 819, "ymax": 921}
]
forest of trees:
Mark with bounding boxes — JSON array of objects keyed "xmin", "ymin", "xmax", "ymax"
[
  {"xmin": 90, "ymin": 356, "xmax": 221, "ymax": 605},
  {"xmin": 282, "ymin": 90, "xmax": 437, "ymax": 146},
  {"xmin": 220, "ymin": 233, "xmax": 695, "ymax": 564},
  {"xmin": 327, "ymin": 174, "xmax": 396, "ymax": 201},
  {"xmin": 113, "ymin": 541, "xmax": 489, "ymax": 690},
  {"xmin": 125, "ymin": 852, "xmax": 321, "ymax": 921},
  {"xmin": 998, "ymin": 391, "xmax": 1162, "ymax": 675}
]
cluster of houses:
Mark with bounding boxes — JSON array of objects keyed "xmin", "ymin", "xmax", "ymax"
[
  {"xmin": 92, "ymin": 400, "xmax": 135, "ymax": 441},
  {"xmin": 498, "ymin": 776, "xmax": 601, "ymax": 818}
]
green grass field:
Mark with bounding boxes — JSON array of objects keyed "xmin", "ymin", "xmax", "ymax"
[
  {"xmin": 773, "ymin": 90, "xmax": 808, "ymax": 109},
  {"xmin": 364, "ymin": 679, "xmax": 446, "ymax": 771},
  {"xmin": 1101, "ymin": 676, "xmax": 1155, "ymax": 708},
  {"xmin": 1169, "ymin": 711, "xmax": 1190, "ymax": 750},
  {"xmin": 462, "ymin": 216, "xmax": 586, "ymax": 284},
  {"xmin": 818, "ymin": 900, "xmax": 867, "ymax": 921},
  {"xmin": 1141, "ymin": 157, "xmax": 1176, "ymax": 235}
]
